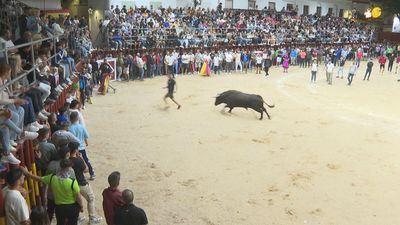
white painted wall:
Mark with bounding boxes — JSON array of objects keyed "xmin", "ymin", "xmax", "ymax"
[{"xmin": 105, "ymin": 0, "xmax": 366, "ymax": 15}]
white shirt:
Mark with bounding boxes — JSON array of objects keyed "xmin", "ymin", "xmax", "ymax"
[
  {"xmin": 188, "ymin": 54, "xmax": 194, "ymax": 62},
  {"xmin": 69, "ymin": 108, "xmax": 86, "ymax": 128},
  {"xmin": 182, "ymin": 54, "xmax": 190, "ymax": 64},
  {"xmin": 225, "ymin": 53, "xmax": 233, "ymax": 63},
  {"xmin": 165, "ymin": 55, "xmax": 174, "ymax": 66},
  {"xmin": 0, "ymin": 37, "xmax": 14, "ymax": 58},
  {"xmin": 213, "ymin": 56, "xmax": 220, "ymax": 66},
  {"xmin": 256, "ymin": 56, "xmax": 263, "ymax": 64},
  {"xmin": 311, "ymin": 63, "xmax": 318, "ymax": 72},
  {"xmin": 349, "ymin": 65, "xmax": 357, "ymax": 74},
  {"xmin": 326, "ymin": 63, "xmax": 334, "ymax": 73},
  {"xmin": 3, "ymin": 188, "xmax": 29, "ymax": 225}
]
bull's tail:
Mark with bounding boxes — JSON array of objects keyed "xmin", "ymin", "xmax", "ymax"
[{"xmin": 263, "ymin": 100, "xmax": 275, "ymax": 108}]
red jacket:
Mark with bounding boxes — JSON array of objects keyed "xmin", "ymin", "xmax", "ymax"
[
  {"xmin": 102, "ymin": 187, "xmax": 124, "ymax": 225},
  {"xmin": 379, "ymin": 56, "xmax": 387, "ymax": 64}
]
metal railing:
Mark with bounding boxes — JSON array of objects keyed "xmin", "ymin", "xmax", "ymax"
[{"xmin": 0, "ymin": 34, "xmax": 61, "ymax": 92}]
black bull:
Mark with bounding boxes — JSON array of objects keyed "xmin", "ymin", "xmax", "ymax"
[{"xmin": 215, "ymin": 90, "xmax": 275, "ymax": 120}]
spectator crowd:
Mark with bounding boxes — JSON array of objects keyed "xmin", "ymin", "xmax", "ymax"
[{"xmin": 103, "ymin": 5, "xmax": 375, "ymax": 50}]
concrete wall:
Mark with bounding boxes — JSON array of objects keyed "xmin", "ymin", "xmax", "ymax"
[
  {"xmin": 88, "ymin": 0, "xmax": 109, "ymax": 41},
  {"xmin": 255, "ymin": 0, "xmax": 354, "ymax": 16}
]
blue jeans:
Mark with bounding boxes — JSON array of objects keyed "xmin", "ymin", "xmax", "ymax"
[
  {"xmin": 79, "ymin": 149, "xmax": 94, "ymax": 176},
  {"xmin": 0, "ymin": 125, "xmax": 11, "ymax": 154},
  {"xmin": 173, "ymin": 63, "xmax": 179, "ymax": 75},
  {"xmin": 6, "ymin": 105, "xmax": 24, "ymax": 140},
  {"xmin": 155, "ymin": 64, "xmax": 161, "ymax": 76},
  {"xmin": 151, "ymin": 65, "xmax": 156, "ymax": 77},
  {"xmin": 138, "ymin": 68, "xmax": 144, "ymax": 80},
  {"xmin": 22, "ymin": 96, "xmax": 36, "ymax": 125}
]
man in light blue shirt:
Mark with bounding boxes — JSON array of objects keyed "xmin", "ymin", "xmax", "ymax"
[{"xmin": 69, "ymin": 111, "xmax": 96, "ymax": 180}]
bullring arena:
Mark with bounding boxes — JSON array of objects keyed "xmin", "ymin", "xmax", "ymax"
[
  {"xmin": 87, "ymin": 63, "xmax": 400, "ymax": 225},
  {"xmin": 1, "ymin": 0, "xmax": 400, "ymax": 225}
]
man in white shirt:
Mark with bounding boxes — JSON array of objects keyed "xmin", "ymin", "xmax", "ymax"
[
  {"xmin": 3, "ymin": 169, "xmax": 30, "ymax": 225},
  {"xmin": 213, "ymin": 53, "xmax": 221, "ymax": 75},
  {"xmin": 225, "ymin": 50, "xmax": 233, "ymax": 74},
  {"xmin": 136, "ymin": 53, "xmax": 144, "ymax": 81},
  {"xmin": 188, "ymin": 52, "xmax": 195, "ymax": 74},
  {"xmin": 165, "ymin": 52, "xmax": 174, "ymax": 75},
  {"xmin": 69, "ymin": 99, "xmax": 86, "ymax": 127},
  {"xmin": 0, "ymin": 29, "xmax": 16, "ymax": 62},
  {"xmin": 234, "ymin": 50, "xmax": 242, "ymax": 73},
  {"xmin": 326, "ymin": 61, "xmax": 334, "ymax": 85},
  {"xmin": 181, "ymin": 52, "xmax": 190, "ymax": 75}
]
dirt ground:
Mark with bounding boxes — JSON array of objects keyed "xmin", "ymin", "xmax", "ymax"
[{"xmin": 82, "ymin": 61, "xmax": 400, "ymax": 225}]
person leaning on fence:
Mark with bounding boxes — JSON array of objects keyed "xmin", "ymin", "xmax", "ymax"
[
  {"xmin": 45, "ymin": 145, "xmax": 75, "ymax": 222},
  {"xmin": 51, "ymin": 121, "xmax": 80, "ymax": 148},
  {"xmin": 22, "ymin": 159, "xmax": 84, "ymax": 225},
  {"xmin": 68, "ymin": 111, "xmax": 96, "ymax": 180}
]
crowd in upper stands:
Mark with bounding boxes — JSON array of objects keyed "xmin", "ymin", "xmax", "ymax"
[{"xmin": 103, "ymin": 4, "xmax": 375, "ymax": 50}]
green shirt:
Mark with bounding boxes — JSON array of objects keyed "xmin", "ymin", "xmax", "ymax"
[
  {"xmin": 387, "ymin": 47, "xmax": 393, "ymax": 54},
  {"xmin": 42, "ymin": 174, "xmax": 80, "ymax": 205}
]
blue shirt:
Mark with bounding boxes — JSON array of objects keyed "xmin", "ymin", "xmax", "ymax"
[
  {"xmin": 69, "ymin": 123, "xmax": 89, "ymax": 150},
  {"xmin": 290, "ymin": 50, "xmax": 298, "ymax": 58}
]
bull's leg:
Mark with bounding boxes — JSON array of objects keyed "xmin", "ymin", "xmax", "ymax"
[
  {"xmin": 228, "ymin": 107, "xmax": 234, "ymax": 113},
  {"xmin": 262, "ymin": 107, "xmax": 271, "ymax": 119}
]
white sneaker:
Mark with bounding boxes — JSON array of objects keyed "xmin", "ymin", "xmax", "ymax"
[
  {"xmin": 41, "ymin": 110, "xmax": 51, "ymax": 116},
  {"xmin": 37, "ymin": 112, "xmax": 48, "ymax": 121},
  {"xmin": 1, "ymin": 154, "xmax": 20, "ymax": 164},
  {"xmin": 25, "ymin": 124, "xmax": 39, "ymax": 132},
  {"xmin": 78, "ymin": 215, "xmax": 86, "ymax": 223},
  {"xmin": 9, "ymin": 140, "xmax": 17, "ymax": 147},
  {"xmin": 33, "ymin": 121, "xmax": 44, "ymax": 129},
  {"xmin": 22, "ymin": 131, "xmax": 38, "ymax": 140},
  {"xmin": 89, "ymin": 216, "xmax": 103, "ymax": 224},
  {"xmin": 9, "ymin": 146, "xmax": 17, "ymax": 153}
]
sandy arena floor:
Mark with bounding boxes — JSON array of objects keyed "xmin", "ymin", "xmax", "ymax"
[{"xmin": 83, "ymin": 61, "xmax": 400, "ymax": 225}]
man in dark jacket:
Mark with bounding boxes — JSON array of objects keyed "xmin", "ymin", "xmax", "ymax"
[{"xmin": 114, "ymin": 189, "xmax": 148, "ymax": 225}]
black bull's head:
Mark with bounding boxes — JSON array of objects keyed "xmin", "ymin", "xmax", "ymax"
[{"xmin": 214, "ymin": 95, "xmax": 225, "ymax": 105}]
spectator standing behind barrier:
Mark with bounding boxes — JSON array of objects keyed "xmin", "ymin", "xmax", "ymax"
[
  {"xmin": 69, "ymin": 112, "xmax": 96, "ymax": 180},
  {"xmin": 136, "ymin": 53, "xmax": 145, "ymax": 81},
  {"xmin": 69, "ymin": 141, "xmax": 103, "ymax": 224},
  {"xmin": 3, "ymin": 168, "xmax": 30, "ymax": 225},
  {"xmin": 22, "ymin": 159, "xmax": 84, "ymax": 225},
  {"xmin": 103, "ymin": 171, "xmax": 124, "ymax": 225},
  {"xmin": 114, "ymin": 189, "xmax": 148, "ymax": 225}
]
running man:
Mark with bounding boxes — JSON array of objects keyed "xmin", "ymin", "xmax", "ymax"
[{"xmin": 163, "ymin": 74, "xmax": 181, "ymax": 109}]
